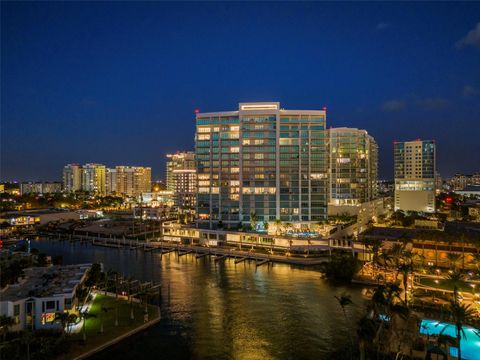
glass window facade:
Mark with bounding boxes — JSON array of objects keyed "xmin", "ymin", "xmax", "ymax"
[
  {"xmin": 195, "ymin": 103, "xmax": 328, "ymax": 228},
  {"xmin": 328, "ymin": 128, "xmax": 378, "ymax": 205}
]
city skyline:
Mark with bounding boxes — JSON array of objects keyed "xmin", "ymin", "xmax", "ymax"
[{"xmin": 2, "ymin": 2, "xmax": 480, "ymax": 181}]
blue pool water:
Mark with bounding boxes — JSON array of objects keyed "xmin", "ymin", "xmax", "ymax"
[{"xmin": 420, "ymin": 319, "xmax": 480, "ymax": 359}]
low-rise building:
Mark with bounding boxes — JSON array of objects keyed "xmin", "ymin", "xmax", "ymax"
[
  {"xmin": 448, "ymin": 173, "xmax": 480, "ymax": 191},
  {"xmin": 20, "ymin": 182, "xmax": 62, "ymax": 195},
  {"xmin": 455, "ymin": 185, "xmax": 480, "ymax": 197},
  {"xmin": 133, "ymin": 206, "xmax": 173, "ymax": 220},
  {"xmin": 0, "ymin": 264, "xmax": 91, "ymax": 331},
  {"xmin": 140, "ymin": 191, "xmax": 174, "ymax": 207},
  {"xmin": 0, "ymin": 209, "xmax": 81, "ymax": 226}
]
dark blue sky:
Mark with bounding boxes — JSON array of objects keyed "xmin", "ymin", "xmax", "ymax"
[{"xmin": 2, "ymin": 2, "xmax": 480, "ymax": 181}]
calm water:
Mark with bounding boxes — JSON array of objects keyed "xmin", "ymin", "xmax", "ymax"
[{"xmin": 31, "ymin": 239, "xmax": 367, "ymax": 359}]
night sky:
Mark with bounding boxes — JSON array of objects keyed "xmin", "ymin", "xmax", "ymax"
[{"xmin": 2, "ymin": 2, "xmax": 480, "ymax": 182}]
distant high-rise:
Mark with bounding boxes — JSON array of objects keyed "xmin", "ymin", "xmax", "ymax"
[
  {"xmin": 106, "ymin": 168, "xmax": 117, "ymax": 195},
  {"xmin": 328, "ymin": 128, "xmax": 378, "ymax": 206},
  {"xmin": 63, "ymin": 164, "xmax": 83, "ymax": 192},
  {"xmin": 394, "ymin": 139, "xmax": 436, "ymax": 213},
  {"xmin": 166, "ymin": 152, "xmax": 196, "ymax": 192},
  {"xmin": 82, "ymin": 163, "xmax": 106, "ymax": 195},
  {"xmin": 195, "ymin": 102, "xmax": 328, "ymax": 229},
  {"xmin": 166, "ymin": 152, "xmax": 197, "ymax": 214},
  {"xmin": 20, "ymin": 182, "xmax": 62, "ymax": 195},
  {"xmin": 115, "ymin": 166, "xmax": 151, "ymax": 197}
]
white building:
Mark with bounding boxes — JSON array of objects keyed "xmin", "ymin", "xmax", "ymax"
[
  {"xmin": 0, "ymin": 264, "xmax": 91, "ymax": 331},
  {"xmin": 394, "ymin": 139, "xmax": 436, "ymax": 213},
  {"xmin": 20, "ymin": 182, "xmax": 62, "ymax": 195}
]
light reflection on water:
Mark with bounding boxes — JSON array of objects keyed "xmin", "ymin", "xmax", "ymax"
[{"xmin": 31, "ymin": 239, "xmax": 367, "ymax": 359}]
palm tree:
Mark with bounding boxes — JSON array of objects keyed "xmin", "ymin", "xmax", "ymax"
[
  {"xmin": 357, "ymin": 315, "xmax": 376, "ymax": 360},
  {"xmin": 398, "ymin": 232, "xmax": 411, "ymax": 246},
  {"xmin": 54, "ymin": 312, "xmax": 78, "ymax": 337},
  {"xmin": 470, "ymin": 252, "xmax": 480, "ymax": 272},
  {"xmin": 369, "ymin": 282, "xmax": 409, "ymax": 355},
  {"xmin": 273, "ymin": 219, "xmax": 283, "ymax": 235},
  {"xmin": 250, "ymin": 212, "xmax": 258, "ymax": 232},
  {"xmin": 334, "ymin": 292, "xmax": 354, "ymax": 359},
  {"xmin": 79, "ymin": 310, "xmax": 97, "ymax": 342},
  {"xmin": 444, "ymin": 300, "xmax": 477, "ymax": 360},
  {"xmin": 398, "ymin": 262, "xmax": 414, "ymax": 304},
  {"xmin": 447, "ymin": 271, "xmax": 465, "ymax": 304},
  {"xmin": 100, "ymin": 306, "xmax": 113, "ymax": 333},
  {"xmin": 0, "ymin": 315, "xmax": 15, "ymax": 342},
  {"xmin": 447, "ymin": 253, "xmax": 463, "ymax": 271},
  {"xmin": 378, "ymin": 251, "xmax": 393, "ymax": 282},
  {"xmin": 388, "ymin": 243, "xmax": 405, "ymax": 279},
  {"xmin": 263, "ymin": 221, "xmax": 269, "ymax": 232},
  {"xmin": 362, "ymin": 238, "xmax": 382, "ymax": 278}
]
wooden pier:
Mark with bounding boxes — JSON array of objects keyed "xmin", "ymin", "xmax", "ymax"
[
  {"xmin": 178, "ymin": 250, "xmax": 192, "ymax": 257},
  {"xmin": 256, "ymin": 259, "xmax": 270, "ymax": 267},
  {"xmin": 214, "ymin": 254, "xmax": 228, "ymax": 262},
  {"xmin": 234, "ymin": 257, "xmax": 248, "ymax": 264}
]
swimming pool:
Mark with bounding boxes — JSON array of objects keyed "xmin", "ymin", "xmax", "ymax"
[{"xmin": 420, "ymin": 319, "xmax": 480, "ymax": 359}]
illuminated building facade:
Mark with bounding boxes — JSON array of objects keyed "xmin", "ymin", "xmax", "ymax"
[
  {"xmin": 20, "ymin": 182, "xmax": 62, "ymax": 195},
  {"xmin": 328, "ymin": 128, "xmax": 378, "ymax": 206},
  {"xmin": 166, "ymin": 152, "xmax": 197, "ymax": 215},
  {"xmin": 62, "ymin": 164, "xmax": 83, "ymax": 192},
  {"xmin": 82, "ymin": 163, "xmax": 106, "ymax": 195},
  {"xmin": 166, "ymin": 152, "xmax": 196, "ymax": 191},
  {"xmin": 394, "ymin": 139, "xmax": 436, "ymax": 213},
  {"xmin": 106, "ymin": 168, "xmax": 117, "ymax": 194},
  {"xmin": 448, "ymin": 173, "xmax": 480, "ymax": 191},
  {"xmin": 196, "ymin": 102, "xmax": 328, "ymax": 229},
  {"xmin": 115, "ymin": 166, "xmax": 151, "ymax": 197}
]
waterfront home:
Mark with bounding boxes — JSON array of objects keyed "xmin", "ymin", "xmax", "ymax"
[{"xmin": 0, "ymin": 264, "xmax": 91, "ymax": 331}]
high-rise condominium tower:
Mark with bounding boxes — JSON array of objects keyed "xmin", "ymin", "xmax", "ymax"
[
  {"xmin": 115, "ymin": 166, "xmax": 151, "ymax": 197},
  {"xmin": 166, "ymin": 152, "xmax": 197, "ymax": 214},
  {"xmin": 63, "ymin": 164, "xmax": 83, "ymax": 192},
  {"xmin": 196, "ymin": 102, "xmax": 328, "ymax": 229},
  {"xmin": 328, "ymin": 128, "xmax": 378, "ymax": 206},
  {"xmin": 166, "ymin": 152, "xmax": 196, "ymax": 191},
  {"xmin": 394, "ymin": 139, "xmax": 436, "ymax": 213},
  {"xmin": 82, "ymin": 163, "xmax": 106, "ymax": 195},
  {"xmin": 106, "ymin": 168, "xmax": 117, "ymax": 195}
]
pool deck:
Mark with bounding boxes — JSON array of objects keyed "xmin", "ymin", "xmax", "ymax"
[{"xmin": 419, "ymin": 319, "xmax": 480, "ymax": 360}]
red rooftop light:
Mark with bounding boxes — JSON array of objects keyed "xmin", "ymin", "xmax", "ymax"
[
  {"xmin": 194, "ymin": 109, "xmax": 200, "ymax": 114},
  {"xmin": 322, "ymin": 106, "xmax": 327, "ymax": 111}
]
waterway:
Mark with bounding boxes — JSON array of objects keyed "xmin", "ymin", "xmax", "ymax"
[{"xmin": 31, "ymin": 239, "xmax": 368, "ymax": 359}]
